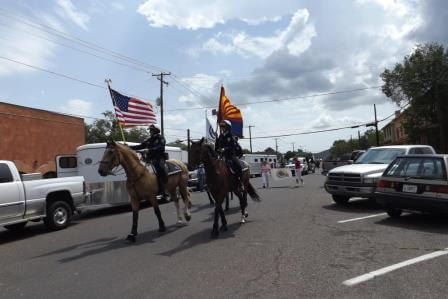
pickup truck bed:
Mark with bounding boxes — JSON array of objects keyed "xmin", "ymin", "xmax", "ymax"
[{"xmin": 0, "ymin": 160, "xmax": 86, "ymax": 231}]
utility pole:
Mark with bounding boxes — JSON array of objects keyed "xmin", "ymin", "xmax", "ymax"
[
  {"xmin": 187, "ymin": 129, "xmax": 191, "ymax": 168},
  {"xmin": 274, "ymin": 138, "xmax": 279, "ymax": 166},
  {"xmin": 374, "ymin": 104, "xmax": 379, "ymax": 146},
  {"xmin": 365, "ymin": 104, "xmax": 380, "ymax": 147},
  {"xmin": 358, "ymin": 130, "xmax": 361, "ymax": 149},
  {"xmin": 248, "ymin": 125, "xmax": 255, "ymax": 153},
  {"xmin": 152, "ymin": 72, "xmax": 171, "ymax": 137},
  {"xmin": 291, "ymin": 142, "xmax": 295, "ymax": 152}
]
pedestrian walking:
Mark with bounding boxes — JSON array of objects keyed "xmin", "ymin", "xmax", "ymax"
[
  {"xmin": 261, "ymin": 160, "xmax": 271, "ymax": 188},
  {"xmin": 294, "ymin": 157, "xmax": 304, "ymax": 186},
  {"xmin": 197, "ymin": 163, "xmax": 206, "ymax": 192}
]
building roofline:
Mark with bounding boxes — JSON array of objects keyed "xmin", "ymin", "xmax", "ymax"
[{"xmin": 0, "ymin": 101, "xmax": 84, "ymax": 121}]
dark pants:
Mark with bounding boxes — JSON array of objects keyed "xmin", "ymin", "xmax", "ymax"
[
  {"xmin": 225, "ymin": 155, "xmax": 242, "ymax": 181},
  {"xmin": 151, "ymin": 158, "xmax": 167, "ymax": 195}
]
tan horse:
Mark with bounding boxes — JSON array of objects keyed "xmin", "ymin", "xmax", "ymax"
[
  {"xmin": 190, "ymin": 138, "xmax": 260, "ymax": 238},
  {"xmin": 98, "ymin": 140, "xmax": 191, "ymax": 243}
]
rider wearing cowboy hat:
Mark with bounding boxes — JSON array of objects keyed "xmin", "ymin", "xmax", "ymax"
[
  {"xmin": 130, "ymin": 124, "xmax": 168, "ymax": 201},
  {"xmin": 215, "ymin": 120, "xmax": 244, "ymax": 191}
]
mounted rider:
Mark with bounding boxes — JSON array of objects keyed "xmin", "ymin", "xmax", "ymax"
[
  {"xmin": 130, "ymin": 124, "xmax": 168, "ymax": 201},
  {"xmin": 215, "ymin": 120, "xmax": 244, "ymax": 191}
]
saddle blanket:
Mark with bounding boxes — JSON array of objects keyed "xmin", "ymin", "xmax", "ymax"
[{"xmin": 165, "ymin": 161, "xmax": 182, "ymax": 176}]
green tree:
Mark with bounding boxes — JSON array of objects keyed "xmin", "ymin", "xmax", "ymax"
[
  {"xmin": 242, "ymin": 148, "xmax": 251, "ymax": 155},
  {"xmin": 86, "ymin": 111, "xmax": 150, "ymax": 143},
  {"xmin": 381, "ymin": 43, "xmax": 448, "ymax": 152},
  {"xmin": 167, "ymin": 139, "xmax": 188, "ymax": 150}
]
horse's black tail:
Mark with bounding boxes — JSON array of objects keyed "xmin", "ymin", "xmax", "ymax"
[{"xmin": 247, "ymin": 182, "xmax": 261, "ymax": 202}]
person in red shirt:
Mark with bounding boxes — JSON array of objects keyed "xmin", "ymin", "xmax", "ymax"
[{"xmin": 294, "ymin": 157, "xmax": 304, "ymax": 186}]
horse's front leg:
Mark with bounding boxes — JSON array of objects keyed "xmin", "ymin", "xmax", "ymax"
[{"xmin": 126, "ymin": 198, "xmax": 139, "ymax": 243}]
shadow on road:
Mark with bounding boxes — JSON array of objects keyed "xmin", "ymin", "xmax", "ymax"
[
  {"xmin": 375, "ymin": 213, "xmax": 448, "ymax": 234},
  {"xmin": 158, "ymin": 221, "xmax": 245, "ymax": 257},
  {"xmin": 322, "ymin": 199, "xmax": 383, "ymax": 214},
  {"xmin": 33, "ymin": 224, "xmax": 185, "ymax": 263},
  {"xmin": 0, "ymin": 222, "xmax": 71, "ymax": 245}
]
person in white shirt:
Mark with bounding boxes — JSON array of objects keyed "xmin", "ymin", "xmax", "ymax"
[{"xmin": 261, "ymin": 160, "xmax": 271, "ymax": 188}]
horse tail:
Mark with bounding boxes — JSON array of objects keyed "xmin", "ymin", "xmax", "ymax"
[{"xmin": 247, "ymin": 182, "xmax": 261, "ymax": 202}]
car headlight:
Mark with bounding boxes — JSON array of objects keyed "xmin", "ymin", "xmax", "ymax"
[{"xmin": 363, "ymin": 177, "xmax": 378, "ymax": 184}]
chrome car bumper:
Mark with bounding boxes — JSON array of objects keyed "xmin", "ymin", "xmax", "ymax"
[{"xmin": 324, "ymin": 183, "xmax": 376, "ymax": 198}]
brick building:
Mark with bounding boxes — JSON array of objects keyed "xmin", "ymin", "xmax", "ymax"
[
  {"xmin": 382, "ymin": 111, "xmax": 407, "ymax": 145},
  {"xmin": 0, "ymin": 102, "xmax": 85, "ymax": 177}
]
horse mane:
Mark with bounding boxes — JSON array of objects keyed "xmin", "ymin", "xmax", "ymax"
[
  {"xmin": 203, "ymin": 143, "xmax": 218, "ymax": 158},
  {"xmin": 114, "ymin": 142, "xmax": 141, "ymax": 163}
]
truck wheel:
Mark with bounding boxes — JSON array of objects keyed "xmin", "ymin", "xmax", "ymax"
[
  {"xmin": 387, "ymin": 208, "xmax": 402, "ymax": 218},
  {"xmin": 4, "ymin": 222, "xmax": 27, "ymax": 231},
  {"xmin": 332, "ymin": 195, "xmax": 350, "ymax": 204},
  {"xmin": 44, "ymin": 201, "xmax": 72, "ymax": 231}
]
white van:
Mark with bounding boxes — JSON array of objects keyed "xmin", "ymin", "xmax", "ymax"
[
  {"xmin": 241, "ymin": 154, "xmax": 277, "ymax": 177},
  {"xmin": 56, "ymin": 142, "xmax": 187, "ymax": 209}
]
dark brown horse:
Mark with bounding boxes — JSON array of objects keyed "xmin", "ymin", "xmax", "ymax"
[
  {"xmin": 98, "ymin": 141, "xmax": 191, "ymax": 243},
  {"xmin": 190, "ymin": 138, "xmax": 260, "ymax": 238}
]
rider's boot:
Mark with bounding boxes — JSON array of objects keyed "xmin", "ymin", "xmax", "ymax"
[{"xmin": 157, "ymin": 176, "xmax": 169, "ymax": 204}]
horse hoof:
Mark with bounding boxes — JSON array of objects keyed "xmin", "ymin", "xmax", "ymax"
[
  {"xmin": 176, "ymin": 220, "xmax": 184, "ymax": 226},
  {"xmin": 240, "ymin": 217, "xmax": 246, "ymax": 224},
  {"xmin": 244, "ymin": 212, "xmax": 249, "ymax": 218},
  {"xmin": 158, "ymin": 226, "xmax": 167, "ymax": 233},
  {"xmin": 184, "ymin": 214, "xmax": 191, "ymax": 222},
  {"xmin": 220, "ymin": 225, "xmax": 228, "ymax": 232},
  {"xmin": 211, "ymin": 230, "xmax": 219, "ymax": 238},
  {"xmin": 125, "ymin": 234, "xmax": 136, "ymax": 243}
]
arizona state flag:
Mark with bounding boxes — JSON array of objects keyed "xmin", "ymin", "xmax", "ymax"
[{"xmin": 217, "ymin": 86, "xmax": 243, "ymax": 137}]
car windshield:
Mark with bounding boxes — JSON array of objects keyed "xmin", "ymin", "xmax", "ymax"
[
  {"xmin": 355, "ymin": 148, "xmax": 406, "ymax": 164},
  {"xmin": 385, "ymin": 157, "xmax": 447, "ymax": 180}
]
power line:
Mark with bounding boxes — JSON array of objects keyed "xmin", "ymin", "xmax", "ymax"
[
  {"xmin": 0, "ymin": 21, "xmax": 151, "ymax": 73},
  {"xmin": 165, "ymin": 86, "xmax": 382, "ymax": 111},
  {"xmin": 244, "ymin": 105, "xmax": 407, "ymax": 140},
  {"xmin": 0, "ymin": 8, "xmax": 170, "ymax": 73},
  {"xmin": 0, "ymin": 55, "xmax": 151, "ymax": 101}
]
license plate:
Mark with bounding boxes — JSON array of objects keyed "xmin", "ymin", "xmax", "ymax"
[{"xmin": 402, "ymin": 184, "xmax": 418, "ymax": 193}]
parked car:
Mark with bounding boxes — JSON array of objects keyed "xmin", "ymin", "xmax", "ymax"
[
  {"xmin": 324, "ymin": 145, "xmax": 436, "ymax": 204},
  {"xmin": 376, "ymin": 155, "xmax": 448, "ymax": 217},
  {"xmin": 321, "ymin": 150, "xmax": 365, "ymax": 175},
  {"xmin": 0, "ymin": 160, "xmax": 87, "ymax": 231}
]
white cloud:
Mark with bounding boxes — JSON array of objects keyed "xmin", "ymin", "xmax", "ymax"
[
  {"xmin": 137, "ymin": 0, "xmax": 297, "ymax": 30},
  {"xmin": 60, "ymin": 99, "xmax": 93, "ymax": 116},
  {"xmin": 164, "ymin": 114, "xmax": 187, "ymax": 125},
  {"xmin": 193, "ymin": 9, "xmax": 316, "ymax": 59},
  {"xmin": 57, "ymin": 0, "xmax": 90, "ymax": 30},
  {"xmin": 0, "ymin": 22, "xmax": 57, "ymax": 76}
]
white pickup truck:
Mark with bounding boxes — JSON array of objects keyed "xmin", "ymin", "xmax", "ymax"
[
  {"xmin": 0, "ymin": 160, "xmax": 87, "ymax": 231},
  {"xmin": 324, "ymin": 145, "xmax": 436, "ymax": 204}
]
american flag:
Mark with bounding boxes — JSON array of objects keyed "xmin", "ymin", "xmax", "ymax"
[{"xmin": 109, "ymin": 88, "xmax": 157, "ymax": 127}]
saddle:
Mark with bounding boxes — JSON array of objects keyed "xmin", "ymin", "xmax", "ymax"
[{"xmin": 222, "ymin": 157, "xmax": 248, "ymax": 174}]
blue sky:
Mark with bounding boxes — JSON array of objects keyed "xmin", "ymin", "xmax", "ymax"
[{"xmin": 0, "ymin": 0, "xmax": 446, "ymax": 153}]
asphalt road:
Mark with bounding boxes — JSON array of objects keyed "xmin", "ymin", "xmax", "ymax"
[{"xmin": 2, "ymin": 173, "xmax": 448, "ymax": 298}]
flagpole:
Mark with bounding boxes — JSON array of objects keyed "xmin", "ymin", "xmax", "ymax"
[{"xmin": 105, "ymin": 79, "xmax": 126, "ymax": 143}]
